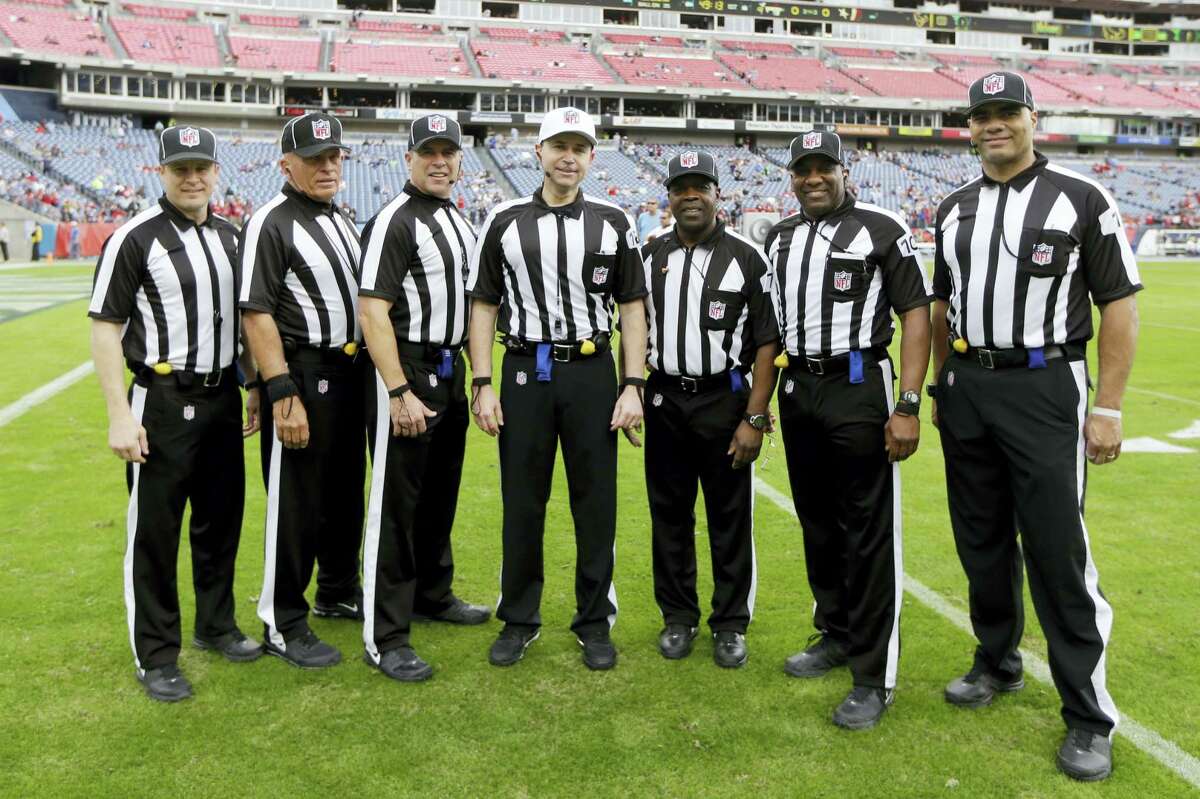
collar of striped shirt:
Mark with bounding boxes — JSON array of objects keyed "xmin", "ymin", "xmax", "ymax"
[
  {"xmin": 158, "ymin": 196, "xmax": 219, "ymax": 229},
  {"xmin": 281, "ymin": 181, "xmax": 337, "ymax": 217},
  {"xmin": 403, "ymin": 180, "xmax": 455, "ymax": 208},
  {"xmin": 532, "ymin": 186, "xmax": 585, "ymax": 219},
  {"xmin": 663, "ymin": 220, "xmax": 725, "ymax": 252},
  {"xmin": 980, "ymin": 150, "xmax": 1049, "ymax": 189}
]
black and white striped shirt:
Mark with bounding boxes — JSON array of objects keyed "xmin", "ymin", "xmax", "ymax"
[
  {"xmin": 934, "ymin": 153, "xmax": 1143, "ymax": 348},
  {"xmin": 359, "ymin": 181, "xmax": 477, "ymax": 347},
  {"xmin": 766, "ymin": 198, "xmax": 932, "ymax": 357},
  {"xmin": 238, "ymin": 183, "xmax": 362, "ymax": 347},
  {"xmin": 466, "ymin": 189, "xmax": 647, "ymax": 342},
  {"xmin": 643, "ymin": 223, "xmax": 778, "ymax": 377},
  {"xmin": 89, "ymin": 198, "xmax": 239, "ymax": 373}
]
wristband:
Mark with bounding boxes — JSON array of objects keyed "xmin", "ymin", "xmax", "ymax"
[
  {"xmin": 471, "ymin": 377, "xmax": 492, "ymax": 388},
  {"xmin": 1091, "ymin": 406, "xmax": 1122, "ymax": 419},
  {"xmin": 265, "ymin": 374, "xmax": 299, "ymax": 404},
  {"xmin": 388, "ymin": 384, "xmax": 413, "ymax": 399},
  {"xmin": 894, "ymin": 400, "xmax": 920, "ymax": 417},
  {"xmin": 621, "ymin": 377, "xmax": 646, "ymax": 389},
  {"xmin": 243, "ymin": 379, "xmax": 262, "ymax": 391}
]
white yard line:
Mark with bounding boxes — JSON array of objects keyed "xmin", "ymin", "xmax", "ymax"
[
  {"xmin": 753, "ymin": 476, "xmax": 1200, "ymax": 790},
  {"xmin": 1127, "ymin": 387, "xmax": 1200, "ymax": 409},
  {"xmin": 0, "ymin": 362, "xmax": 94, "ymax": 428}
]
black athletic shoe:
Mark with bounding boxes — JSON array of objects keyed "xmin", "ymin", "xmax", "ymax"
[
  {"xmin": 658, "ymin": 624, "xmax": 699, "ymax": 659},
  {"xmin": 138, "ymin": 664, "xmax": 192, "ymax": 703},
  {"xmin": 312, "ymin": 590, "xmax": 364, "ymax": 621},
  {"xmin": 1057, "ymin": 728, "xmax": 1113, "ymax": 782},
  {"xmin": 833, "ymin": 686, "xmax": 894, "ymax": 731},
  {"xmin": 783, "ymin": 633, "xmax": 848, "ymax": 678},
  {"xmin": 578, "ymin": 630, "xmax": 618, "ymax": 671},
  {"xmin": 488, "ymin": 626, "xmax": 540, "ymax": 667},
  {"xmin": 264, "ymin": 630, "xmax": 342, "ymax": 669},
  {"xmin": 944, "ymin": 668, "xmax": 1025, "ymax": 708},
  {"xmin": 366, "ymin": 646, "xmax": 433, "ymax": 683},
  {"xmin": 713, "ymin": 631, "xmax": 748, "ymax": 669},
  {"xmin": 413, "ymin": 598, "xmax": 491, "ymax": 625},
  {"xmin": 193, "ymin": 630, "xmax": 264, "ymax": 662}
]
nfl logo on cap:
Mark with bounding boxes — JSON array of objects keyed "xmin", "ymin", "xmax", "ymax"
[
  {"xmin": 1031, "ymin": 243, "xmax": 1054, "ymax": 266},
  {"xmin": 429, "ymin": 115, "xmax": 447, "ymax": 133},
  {"xmin": 680, "ymin": 151, "xmax": 699, "ymax": 168},
  {"xmin": 563, "ymin": 109, "xmax": 579, "ymax": 124},
  {"xmin": 179, "ymin": 127, "xmax": 200, "ymax": 148},
  {"xmin": 983, "ymin": 74, "xmax": 1005, "ymax": 95},
  {"xmin": 312, "ymin": 118, "xmax": 331, "ymax": 140},
  {"xmin": 802, "ymin": 131, "xmax": 822, "ymax": 149}
]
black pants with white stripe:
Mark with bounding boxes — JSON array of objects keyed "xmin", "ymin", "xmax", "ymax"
[
  {"xmin": 258, "ymin": 353, "xmax": 365, "ymax": 647},
  {"xmin": 777, "ymin": 357, "xmax": 902, "ymax": 690},
  {"xmin": 936, "ymin": 353, "xmax": 1118, "ymax": 736},
  {"xmin": 644, "ymin": 374, "xmax": 756, "ymax": 633},
  {"xmin": 496, "ymin": 351, "xmax": 619, "ymax": 636},
  {"xmin": 123, "ymin": 377, "xmax": 244, "ymax": 671},
  {"xmin": 362, "ymin": 356, "xmax": 468, "ymax": 660}
]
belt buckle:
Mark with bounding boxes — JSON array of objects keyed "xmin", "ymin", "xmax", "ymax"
[
  {"xmin": 977, "ymin": 349, "xmax": 995, "ymax": 370},
  {"xmin": 679, "ymin": 376, "xmax": 698, "ymax": 393},
  {"xmin": 805, "ymin": 357, "xmax": 825, "ymax": 375},
  {"xmin": 202, "ymin": 370, "xmax": 221, "ymax": 387},
  {"xmin": 552, "ymin": 344, "xmax": 572, "ymax": 363}
]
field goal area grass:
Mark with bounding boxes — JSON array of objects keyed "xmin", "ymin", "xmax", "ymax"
[{"xmin": 0, "ymin": 260, "xmax": 1197, "ymax": 796}]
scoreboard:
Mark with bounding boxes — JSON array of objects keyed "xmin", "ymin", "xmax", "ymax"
[{"xmin": 525, "ymin": 0, "xmax": 1200, "ymax": 43}]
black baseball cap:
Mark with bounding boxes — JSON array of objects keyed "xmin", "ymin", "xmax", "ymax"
[
  {"xmin": 788, "ymin": 131, "xmax": 844, "ymax": 169},
  {"xmin": 409, "ymin": 113, "xmax": 462, "ymax": 150},
  {"xmin": 663, "ymin": 150, "xmax": 719, "ymax": 188},
  {"xmin": 281, "ymin": 112, "xmax": 350, "ymax": 158},
  {"xmin": 159, "ymin": 125, "xmax": 217, "ymax": 165},
  {"xmin": 966, "ymin": 71, "xmax": 1036, "ymax": 115}
]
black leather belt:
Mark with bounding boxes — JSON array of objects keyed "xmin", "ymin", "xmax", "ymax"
[
  {"xmin": 953, "ymin": 343, "xmax": 1079, "ymax": 370},
  {"xmin": 649, "ymin": 369, "xmax": 735, "ymax": 394},
  {"xmin": 396, "ymin": 341, "xmax": 462, "ymax": 364},
  {"xmin": 503, "ymin": 336, "xmax": 609, "ymax": 362},
  {"xmin": 135, "ymin": 364, "xmax": 236, "ymax": 390},
  {"xmin": 785, "ymin": 346, "xmax": 888, "ymax": 376},
  {"xmin": 283, "ymin": 338, "xmax": 361, "ymax": 366}
]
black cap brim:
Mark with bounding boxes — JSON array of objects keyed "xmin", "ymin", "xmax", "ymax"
[
  {"xmin": 410, "ymin": 135, "xmax": 461, "ymax": 151},
  {"xmin": 965, "ymin": 98, "xmax": 1035, "ymax": 116},
  {"xmin": 664, "ymin": 169, "xmax": 718, "ymax": 189},
  {"xmin": 788, "ymin": 152, "xmax": 841, "ymax": 170},
  {"xmin": 291, "ymin": 142, "xmax": 350, "ymax": 158},
  {"xmin": 160, "ymin": 152, "xmax": 218, "ymax": 166}
]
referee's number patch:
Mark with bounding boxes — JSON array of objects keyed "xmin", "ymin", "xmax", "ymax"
[
  {"xmin": 626, "ymin": 227, "xmax": 640, "ymax": 250},
  {"xmin": 1099, "ymin": 207, "xmax": 1122, "ymax": 237},
  {"xmin": 896, "ymin": 234, "xmax": 917, "ymax": 259}
]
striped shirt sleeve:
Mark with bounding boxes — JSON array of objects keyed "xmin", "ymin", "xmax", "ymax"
[
  {"xmin": 1079, "ymin": 186, "xmax": 1143, "ymax": 304},
  {"xmin": 358, "ymin": 213, "xmax": 414, "ymax": 302},
  {"xmin": 87, "ymin": 229, "xmax": 144, "ymax": 322},
  {"xmin": 237, "ymin": 213, "xmax": 286, "ymax": 314},
  {"xmin": 881, "ymin": 227, "xmax": 933, "ymax": 314},
  {"xmin": 745, "ymin": 242, "xmax": 779, "ymax": 348},
  {"xmin": 612, "ymin": 211, "xmax": 648, "ymax": 304},
  {"xmin": 466, "ymin": 208, "xmax": 505, "ymax": 305}
]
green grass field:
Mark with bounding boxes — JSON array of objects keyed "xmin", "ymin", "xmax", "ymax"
[{"xmin": 1, "ymin": 261, "xmax": 1197, "ymax": 797}]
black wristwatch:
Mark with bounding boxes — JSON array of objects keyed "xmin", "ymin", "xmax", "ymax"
[
  {"xmin": 743, "ymin": 413, "xmax": 768, "ymax": 431},
  {"xmin": 894, "ymin": 390, "xmax": 921, "ymax": 417}
]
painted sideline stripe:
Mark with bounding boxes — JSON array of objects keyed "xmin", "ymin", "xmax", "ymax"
[
  {"xmin": 753, "ymin": 476, "xmax": 1200, "ymax": 790},
  {"xmin": 1127, "ymin": 387, "xmax": 1200, "ymax": 409},
  {"xmin": 0, "ymin": 362, "xmax": 94, "ymax": 428}
]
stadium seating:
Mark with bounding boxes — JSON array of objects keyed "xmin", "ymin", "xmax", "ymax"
[
  {"xmin": 122, "ymin": 4, "xmax": 195, "ymax": 20},
  {"xmin": 604, "ymin": 33, "xmax": 685, "ymax": 48},
  {"xmin": 227, "ymin": 35, "xmax": 321, "ymax": 71},
  {"xmin": 0, "ymin": 3, "xmax": 114, "ymax": 58},
  {"xmin": 473, "ymin": 41, "xmax": 609, "ymax": 83},
  {"xmin": 240, "ymin": 14, "xmax": 301, "ymax": 29},
  {"xmin": 332, "ymin": 41, "xmax": 468, "ymax": 78},
  {"xmin": 719, "ymin": 54, "xmax": 861, "ymax": 94},
  {"xmin": 478, "ymin": 27, "xmax": 563, "ymax": 42},
  {"xmin": 351, "ymin": 20, "xmax": 441, "ymax": 37},
  {"xmin": 718, "ymin": 39, "xmax": 796, "ymax": 53},
  {"xmin": 605, "ymin": 54, "xmax": 744, "ymax": 89},
  {"xmin": 842, "ymin": 67, "xmax": 965, "ymax": 99},
  {"xmin": 111, "ymin": 18, "xmax": 220, "ymax": 68},
  {"xmin": 828, "ymin": 46, "xmax": 898, "ymax": 61}
]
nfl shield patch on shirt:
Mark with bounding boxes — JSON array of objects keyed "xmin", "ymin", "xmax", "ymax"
[
  {"xmin": 183, "ymin": 404, "xmax": 195, "ymax": 421},
  {"xmin": 708, "ymin": 301, "xmax": 726, "ymax": 321}
]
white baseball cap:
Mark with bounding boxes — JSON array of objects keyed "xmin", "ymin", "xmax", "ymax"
[{"xmin": 538, "ymin": 107, "xmax": 597, "ymax": 146}]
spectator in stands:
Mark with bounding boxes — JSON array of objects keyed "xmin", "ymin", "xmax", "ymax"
[
  {"xmin": 30, "ymin": 222, "xmax": 42, "ymax": 261},
  {"xmin": 0, "ymin": 222, "xmax": 8, "ymax": 261},
  {"xmin": 637, "ymin": 200, "xmax": 659, "ymax": 240}
]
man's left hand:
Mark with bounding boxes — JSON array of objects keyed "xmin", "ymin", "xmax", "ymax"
[
  {"xmin": 884, "ymin": 412, "xmax": 920, "ymax": 463},
  {"xmin": 1085, "ymin": 413, "xmax": 1122, "ymax": 465},
  {"xmin": 727, "ymin": 422, "xmax": 763, "ymax": 469},
  {"xmin": 243, "ymin": 386, "xmax": 261, "ymax": 437},
  {"xmin": 611, "ymin": 385, "xmax": 643, "ymax": 448}
]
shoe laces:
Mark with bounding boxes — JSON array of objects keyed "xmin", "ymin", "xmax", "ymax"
[
  {"xmin": 1066, "ymin": 729, "xmax": 1096, "ymax": 750},
  {"xmin": 499, "ymin": 626, "xmax": 530, "ymax": 641},
  {"xmin": 296, "ymin": 630, "xmax": 320, "ymax": 648},
  {"xmin": 158, "ymin": 664, "xmax": 182, "ymax": 679},
  {"xmin": 848, "ymin": 686, "xmax": 877, "ymax": 703}
]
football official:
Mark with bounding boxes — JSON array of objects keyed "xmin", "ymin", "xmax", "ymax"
[
  {"xmin": 90, "ymin": 126, "xmax": 261, "ymax": 702},
  {"xmin": 641, "ymin": 151, "xmax": 779, "ymax": 667},
  {"xmin": 932, "ymin": 72, "xmax": 1141, "ymax": 781},
  {"xmin": 467, "ymin": 107, "xmax": 648, "ymax": 671},
  {"xmin": 766, "ymin": 131, "xmax": 932, "ymax": 730},
  {"xmin": 239, "ymin": 113, "xmax": 365, "ymax": 669},
  {"xmin": 357, "ymin": 114, "xmax": 490, "ymax": 683}
]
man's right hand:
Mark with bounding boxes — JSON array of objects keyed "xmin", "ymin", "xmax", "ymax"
[
  {"xmin": 391, "ymin": 391, "xmax": 437, "ymax": 438},
  {"xmin": 471, "ymin": 384, "xmax": 504, "ymax": 437},
  {"xmin": 273, "ymin": 396, "xmax": 310, "ymax": 448},
  {"xmin": 109, "ymin": 413, "xmax": 149, "ymax": 463}
]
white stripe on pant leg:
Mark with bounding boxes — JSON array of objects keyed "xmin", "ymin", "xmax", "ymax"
[
  {"xmin": 879, "ymin": 357, "xmax": 904, "ymax": 690},
  {"xmin": 124, "ymin": 384, "xmax": 149, "ymax": 676},
  {"xmin": 606, "ymin": 543, "xmax": 619, "ymax": 630},
  {"xmin": 257, "ymin": 412, "xmax": 287, "ymax": 651},
  {"xmin": 746, "ymin": 461, "xmax": 758, "ymax": 620},
  {"xmin": 1071, "ymin": 359, "xmax": 1120, "ymax": 735},
  {"xmin": 362, "ymin": 370, "xmax": 392, "ymax": 664}
]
